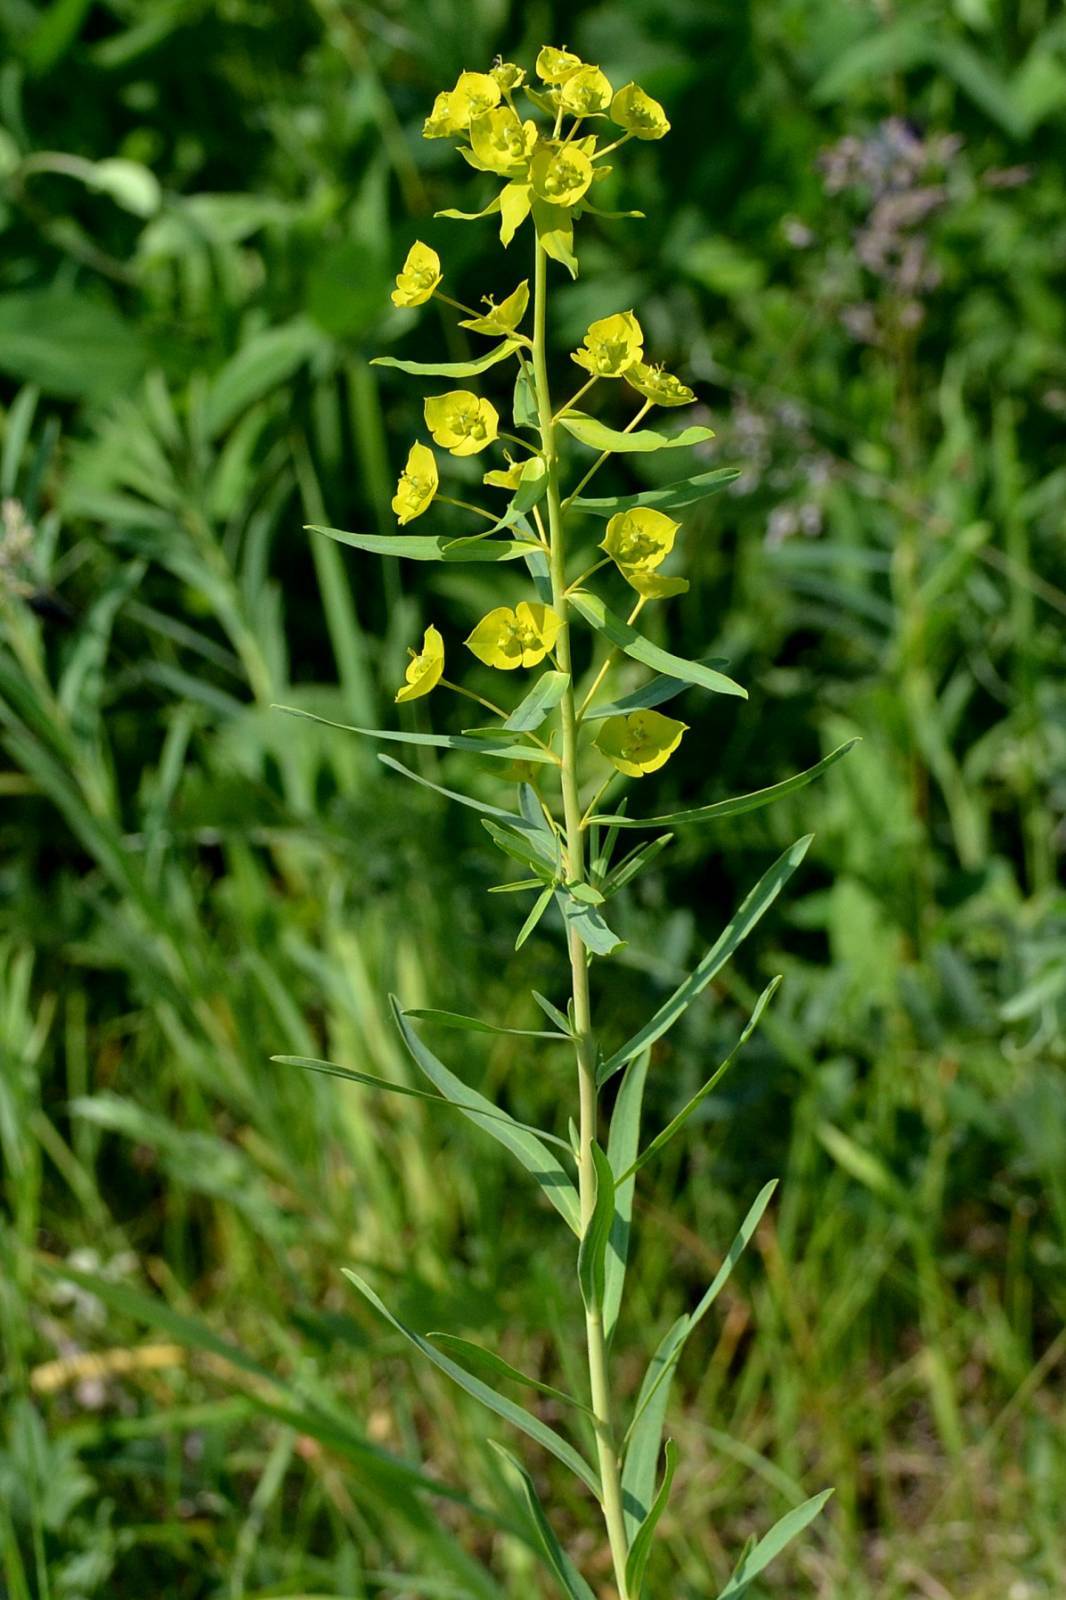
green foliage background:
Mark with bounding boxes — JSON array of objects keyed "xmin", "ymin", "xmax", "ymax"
[{"xmin": 1, "ymin": 1, "xmax": 1063, "ymax": 1596}]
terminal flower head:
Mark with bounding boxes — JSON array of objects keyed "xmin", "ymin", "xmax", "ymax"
[
  {"xmin": 536, "ymin": 46, "xmax": 584, "ymax": 84},
  {"xmin": 595, "ymin": 709, "xmax": 688, "ymax": 776},
  {"xmin": 451, "ymin": 71, "xmax": 501, "ymax": 128},
  {"xmin": 392, "ymin": 443, "xmax": 438, "ymax": 525},
  {"xmin": 424, "ymin": 390, "xmax": 499, "ymax": 455},
  {"xmin": 611, "ymin": 82, "xmax": 671, "ymax": 139},
  {"xmin": 625, "ymin": 361, "xmax": 696, "ymax": 407},
  {"xmin": 391, "ymin": 241, "xmax": 442, "ymax": 307},
  {"xmin": 396, "ymin": 625, "xmax": 444, "ymax": 703},
  {"xmin": 530, "ymin": 141, "xmax": 594, "ymax": 207},
  {"xmin": 572, "ymin": 310, "xmax": 644, "ymax": 378},
  {"xmin": 559, "ymin": 64, "xmax": 613, "ymax": 116},
  {"xmin": 459, "ymin": 280, "xmax": 530, "ymax": 336},
  {"xmin": 466, "ymin": 601, "xmax": 563, "ymax": 669},
  {"xmin": 469, "ymin": 107, "xmax": 538, "ymax": 176}
]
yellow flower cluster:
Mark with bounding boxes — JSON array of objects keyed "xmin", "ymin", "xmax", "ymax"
[{"xmin": 600, "ymin": 507, "xmax": 689, "ymax": 599}]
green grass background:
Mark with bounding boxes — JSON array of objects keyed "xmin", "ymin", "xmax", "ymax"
[{"xmin": 1, "ymin": 1, "xmax": 1064, "ymax": 1596}]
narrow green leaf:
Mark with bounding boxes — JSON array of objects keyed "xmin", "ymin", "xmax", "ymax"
[
  {"xmin": 531, "ymin": 991, "xmax": 573, "ymax": 1035},
  {"xmin": 603, "ymin": 1050, "xmax": 650, "ymax": 1346},
  {"xmin": 404, "ymin": 1008, "xmax": 568, "ymax": 1041},
  {"xmin": 436, "ymin": 195, "xmax": 502, "ymax": 222},
  {"xmin": 603, "ymin": 834, "xmax": 674, "ymax": 897},
  {"xmin": 489, "ymin": 1444, "xmax": 598, "ymax": 1600},
  {"xmin": 578, "ymin": 1142, "xmax": 616, "ymax": 1313},
  {"xmin": 592, "ymin": 742, "xmax": 859, "ymax": 829},
  {"xmin": 559, "ymin": 413, "xmax": 715, "ymax": 455},
  {"xmin": 392, "ymin": 999, "xmax": 580, "ymax": 1234},
  {"xmin": 516, "ymin": 885, "xmax": 555, "ymax": 950},
  {"xmin": 599, "ymin": 838, "xmax": 812, "ymax": 1084},
  {"xmin": 571, "ymin": 468, "xmax": 741, "ymax": 517},
  {"xmin": 625, "ymin": 1439, "xmax": 679, "ymax": 1598},
  {"xmin": 482, "ymin": 818, "xmax": 558, "ymax": 872},
  {"xmin": 513, "ymin": 366, "xmax": 538, "ymax": 429},
  {"xmin": 310, "ymin": 525, "xmax": 532, "ymax": 562},
  {"xmin": 504, "ymin": 671, "xmax": 570, "ymax": 732},
  {"xmin": 377, "ymin": 754, "xmax": 541, "ymax": 837},
  {"xmin": 513, "ymin": 453, "xmax": 548, "ymax": 512},
  {"xmin": 556, "ymin": 890, "xmax": 626, "ymax": 957},
  {"xmin": 273, "ymin": 1055, "xmax": 571, "ymax": 1150},
  {"xmin": 570, "ymin": 592, "xmax": 746, "ymax": 701},
  {"xmin": 344, "ymin": 1272, "xmax": 599, "ymax": 1495},
  {"xmin": 429, "ymin": 1335, "xmax": 593, "ymax": 1417},
  {"xmin": 275, "ymin": 704, "xmax": 558, "ymax": 764},
  {"xmin": 618, "ymin": 977, "xmax": 782, "ymax": 1183},
  {"xmin": 715, "ymin": 1489, "xmax": 834, "ymax": 1600},
  {"xmin": 583, "ymin": 663, "xmax": 727, "ymax": 723},
  {"xmin": 371, "ymin": 338, "xmax": 521, "ymax": 377}
]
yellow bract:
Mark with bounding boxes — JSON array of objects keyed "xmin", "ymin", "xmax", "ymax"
[
  {"xmin": 466, "ymin": 602, "xmax": 563, "ymax": 670},
  {"xmin": 601, "ymin": 506, "xmax": 680, "ymax": 573},
  {"xmin": 625, "ymin": 571, "xmax": 690, "ymax": 599},
  {"xmin": 536, "ymin": 46, "xmax": 583, "ymax": 84},
  {"xmin": 572, "ymin": 311, "xmax": 644, "ymax": 378},
  {"xmin": 459, "ymin": 280, "xmax": 530, "ymax": 336},
  {"xmin": 396, "ymin": 625, "xmax": 445, "ymax": 703},
  {"xmin": 492, "ymin": 61, "xmax": 525, "ymax": 92},
  {"xmin": 559, "ymin": 64, "xmax": 613, "ymax": 116},
  {"xmin": 391, "ymin": 241, "xmax": 442, "ymax": 308},
  {"xmin": 451, "ymin": 71, "xmax": 501, "ymax": 127},
  {"xmin": 423, "ymin": 91, "xmax": 465, "ymax": 139},
  {"xmin": 530, "ymin": 142, "xmax": 594, "ymax": 208},
  {"xmin": 625, "ymin": 361, "xmax": 696, "ymax": 407},
  {"xmin": 392, "ymin": 442, "xmax": 438, "ymax": 525},
  {"xmin": 595, "ymin": 710, "xmax": 688, "ymax": 776},
  {"xmin": 469, "ymin": 107, "xmax": 538, "ymax": 176},
  {"xmin": 424, "ymin": 390, "xmax": 500, "ymax": 456},
  {"xmin": 611, "ymin": 82, "xmax": 671, "ymax": 139},
  {"xmin": 482, "ymin": 457, "xmax": 524, "ymax": 489}
]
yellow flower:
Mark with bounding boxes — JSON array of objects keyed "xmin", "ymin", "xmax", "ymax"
[
  {"xmin": 482, "ymin": 456, "xmax": 524, "ymax": 489},
  {"xmin": 610, "ymin": 82, "xmax": 671, "ymax": 139},
  {"xmin": 459, "ymin": 280, "xmax": 530, "ymax": 336},
  {"xmin": 424, "ymin": 390, "xmax": 499, "ymax": 456},
  {"xmin": 530, "ymin": 142, "xmax": 594, "ymax": 208},
  {"xmin": 391, "ymin": 241, "xmax": 442, "ymax": 308},
  {"xmin": 423, "ymin": 91, "xmax": 465, "ymax": 139},
  {"xmin": 396, "ymin": 625, "xmax": 445, "ymax": 703},
  {"xmin": 451, "ymin": 71, "xmax": 501, "ymax": 128},
  {"xmin": 469, "ymin": 107, "xmax": 538, "ymax": 176},
  {"xmin": 466, "ymin": 601, "xmax": 563, "ymax": 670},
  {"xmin": 601, "ymin": 506, "xmax": 680, "ymax": 575},
  {"xmin": 595, "ymin": 710, "xmax": 688, "ymax": 776},
  {"xmin": 559, "ymin": 64, "xmax": 613, "ymax": 116},
  {"xmin": 624, "ymin": 361, "xmax": 696, "ymax": 407},
  {"xmin": 571, "ymin": 311, "xmax": 644, "ymax": 378},
  {"xmin": 536, "ymin": 46, "xmax": 584, "ymax": 84},
  {"xmin": 392, "ymin": 442, "xmax": 438, "ymax": 525},
  {"xmin": 492, "ymin": 61, "xmax": 526, "ymax": 93}
]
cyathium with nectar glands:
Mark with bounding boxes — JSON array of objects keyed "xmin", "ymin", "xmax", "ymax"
[{"xmin": 278, "ymin": 43, "xmax": 852, "ymax": 1600}]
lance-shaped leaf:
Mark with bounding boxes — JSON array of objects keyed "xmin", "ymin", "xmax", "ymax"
[
  {"xmin": 570, "ymin": 592, "xmax": 746, "ymax": 703},
  {"xmin": 489, "ymin": 1444, "xmax": 599, "ymax": 1600},
  {"xmin": 273, "ymin": 1055, "xmax": 571, "ymax": 1150},
  {"xmin": 503, "ymin": 670, "xmax": 570, "ymax": 732},
  {"xmin": 483, "ymin": 818, "xmax": 558, "ymax": 873},
  {"xmin": 310, "ymin": 525, "xmax": 532, "ymax": 562},
  {"xmin": 602, "ymin": 833, "xmax": 674, "ymax": 897},
  {"xmin": 513, "ymin": 365, "xmax": 538, "ymax": 428},
  {"xmin": 556, "ymin": 890, "xmax": 626, "ymax": 957},
  {"xmin": 622, "ymin": 1181, "xmax": 778, "ymax": 1536},
  {"xmin": 571, "ymin": 468, "xmax": 742, "ymax": 517},
  {"xmin": 516, "ymin": 884, "xmax": 555, "ymax": 950},
  {"xmin": 559, "ymin": 413, "xmax": 715, "ymax": 454},
  {"xmin": 578, "ymin": 1142, "xmax": 617, "ymax": 1314},
  {"xmin": 599, "ymin": 837, "xmax": 812, "ymax": 1085},
  {"xmin": 603, "ymin": 1050, "xmax": 650, "ymax": 1346},
  {"xmin": 583, "ymin": 661, "xmax": 728, "ymax": 722},
  {"xmin": 275, "ymin": 705, "xmax": 558, "ymax": 764},
  {"xmin": 592, "ymin": 741, "xmax": 859, "ymax": 828},
  {"xmin": 617, "ymin": 978, "xmax": 782, "ymax": 1183},
  {"xmin": 344, "ymin": 1272, "xmax": 600, "ymax": 1496},
  {"xmin": 371, "ymin": 337, "xmax": 522, "ymax": 378},
  {"xmin": 377, "ymin": 753, "xmax": 542, "ymax": 838},
  {"xmin": 429, "ymin": 1335, "xmax": 593, "ymax": 1417},
  {"xmin": 625, "ymin": 1439, "xmax": 679, "ymax": 1598},
  {"xmin": 391, "ymin": 998, "xmax": 581, "ymax": 1235},
  {"xmin": 404, "ymin": 1008, "xmax": 569, "ymax": 1041},
  {"xmin": 715, "ymin": 1489, "xmax": 834, "ymax": 1600}
]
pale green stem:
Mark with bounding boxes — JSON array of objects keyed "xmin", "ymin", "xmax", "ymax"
[
  {"xmin": 440, "ymin": 677, "xmax": 555, "ymax": 756},
  {"xmin": 438, "ymin": 495, "xmax": 499, "ymax": 523},
  {"xmin": 555, "ymin": 375, "xmax": 598, "ymax": 420},
  {"xmin": 578, "ymin": 597, "xmax": 646, "ymax": 721},
  {"xmin": 563, "ymin": 401, "xmax": 653, "ymax": 508},
  {"xmin": 531, "ymin": 233, "xmax": 631, "ymax": 1600}
]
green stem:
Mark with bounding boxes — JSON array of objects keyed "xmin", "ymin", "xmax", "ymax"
[
  {"xmin": 563, "ymin": 401, "xmax": 652, "ymax": 508},
  {"xmin": 531, "ymin": 233, "xmax": 631, "ymax": 1600}
]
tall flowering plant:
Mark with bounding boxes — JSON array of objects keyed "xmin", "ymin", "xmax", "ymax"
[{"xmin": 279, "ymin": 45, "xmax": 853, "ymax": 1599}]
